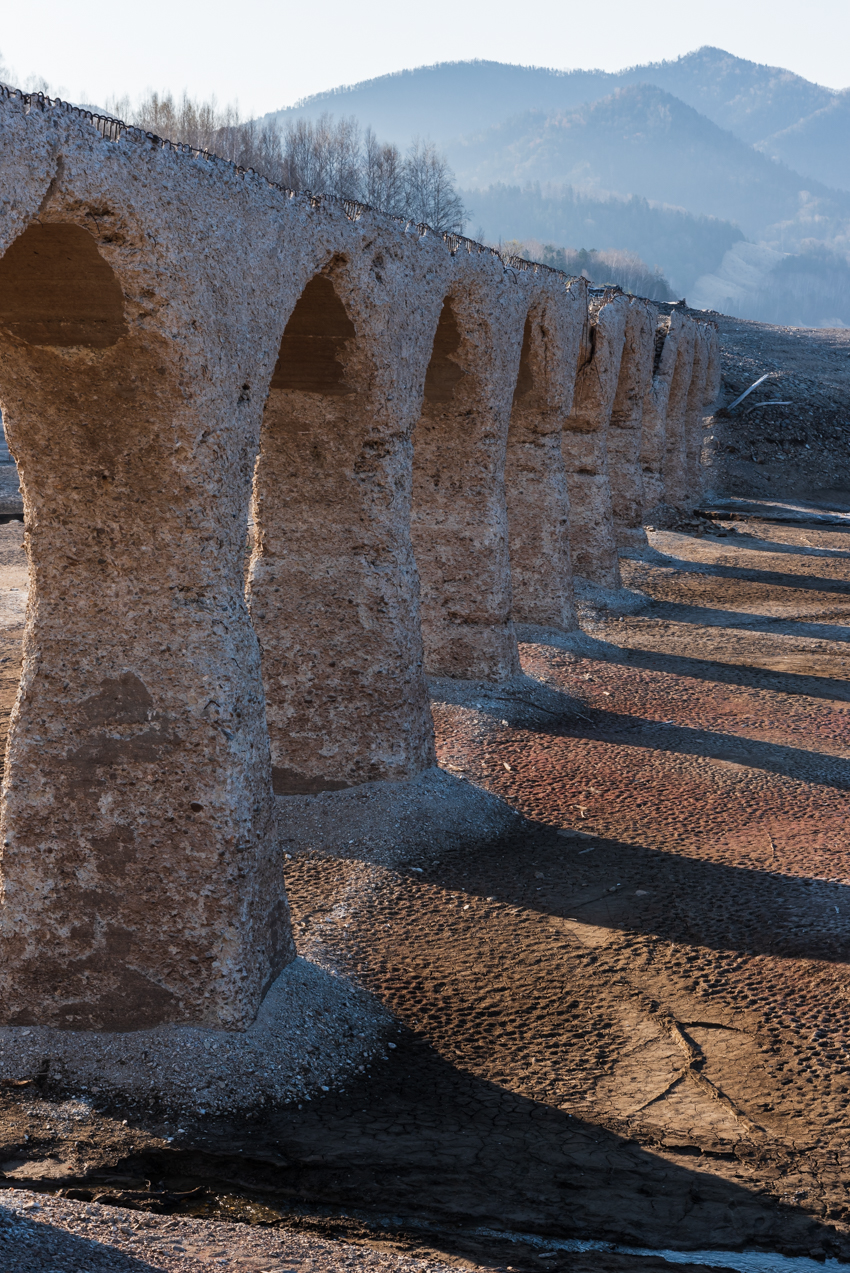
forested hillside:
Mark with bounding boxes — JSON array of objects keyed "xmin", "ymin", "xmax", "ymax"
[
  {"xmin": 451, "ymin": 85, "xmax": 850, "ymax": 244},
  {"xmin": 465, "ymin": 185, "xmax": 742, "ymax": 296}
]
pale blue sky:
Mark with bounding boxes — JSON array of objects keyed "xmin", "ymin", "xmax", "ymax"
[{"xmin": 2, "ymin": 0, "xmax": 848, "ymax": 119}]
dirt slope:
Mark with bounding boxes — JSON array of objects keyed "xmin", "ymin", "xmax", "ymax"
[{"xmin": 700, "ymin": 313, "xmax": 850, "ymax": 504}]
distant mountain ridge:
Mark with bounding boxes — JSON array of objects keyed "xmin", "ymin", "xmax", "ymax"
[
  {"xmin": 461, "ymin": 184, "xmax": 744, "ymax": 296},
  {"xmin": 757, "ymin": 90, "xmax": 850, "ymax": 192},
  {"xmin": 449, "ymin": 84, "xmax": 850, "ymax": 240},
  {"xmin": 262, "ymin": 47, "xmax": 841, "ymax": 159},
  {"xmin": 258, "ymin": 48, "xmax": 850, "ymax": 324}
]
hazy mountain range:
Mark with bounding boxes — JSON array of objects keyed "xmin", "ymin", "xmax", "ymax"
[
  {"xmin": 262, "ymin": 46, "xmax": 850, "ymax": 196},
  {"xmin": 263, "ymin": 48, "xmax": 840, "ymax": 164},
  {"xmin": 757, "ymin": 90, "xmax": 850, "ymax": 192},
  {"xmin": 449, "ymin": 84, "xmax": 850, "ymax": 239},
  {"xmin": 261, "ymin": 47, "xmax": 850, "ymax": 323}
]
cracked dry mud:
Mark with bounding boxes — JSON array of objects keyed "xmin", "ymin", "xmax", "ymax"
[{"xmin": 2, "ymin": 511, "xmax": 850, "ymax": 1270}]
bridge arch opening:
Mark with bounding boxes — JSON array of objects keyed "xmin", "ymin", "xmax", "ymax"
[
  {"xmin": 249, "ymin": 262, "xmax": 433, "ymax": 792},
  {"xmin": 269, "ymin": 273, "xmax": 355, "ymax": 395},
  {"xmin": 0, "ymin": 222, "xmax": 127, "ymax": 348}
]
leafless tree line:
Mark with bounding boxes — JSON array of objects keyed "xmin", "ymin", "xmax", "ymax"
[
  {"xmin": 106, "ymin": 92, "xmax": 467, "ymax": 233},
  {"xmin": 499, "ymin": 239, "xmax": 676, "ymax": 300}
]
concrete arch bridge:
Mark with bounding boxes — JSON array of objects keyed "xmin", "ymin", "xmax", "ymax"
[{"xmin": 0, "ymin": 88, "xmax": 719, "ymax": 1037}]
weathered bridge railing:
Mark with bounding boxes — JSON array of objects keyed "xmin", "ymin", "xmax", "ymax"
[{"xmin": 0, "ymin": 89, "xmax": 720, "ymax": 1037}]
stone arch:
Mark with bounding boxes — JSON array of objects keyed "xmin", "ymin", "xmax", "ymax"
[
  {"xmin": 562, "ymin": 291, "xmax": 629, "ymax": 588},
  {"xmin": 607, "ymin": 298, "xmax": 657, "ymax": 548},
  {"xmin": 504, "ymin": 277, "xmax": 585, "ymax": 632},
  {"xmin": 248, "ymin": 256, "xmax": 435, "ymax": 793},
  {"xmin": 0, "ymin": 212, "xmax": 289, "ymax": 1032},
  {"xmin": 0, "ymin": 222, "xmax": 127, "ymax": 347},
  {"xmin": 410, "ymin": 264, "xmax": 527, "ymax": 681}
]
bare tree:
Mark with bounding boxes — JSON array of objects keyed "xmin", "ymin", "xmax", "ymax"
[
  {"xmin": 277, "ymin": 117, "xmax": 467, "ymax": 229},
  {"xmin": 498, "ymin": 239, "xmax": 675, "ymax": 300},
  {"xmin": 102, "ymin": 91, "xmax": 467, "ymax": 231},
  {"xmin": 124, "ymin": 92, "xmax": 222, "ymax": 152},
  {"xmin": 362, "ymin": 128, "xmax": 406, "ymax": 215},
  {"xmin": 279, "ymin": 113, "xmax": 361, "ymax": 197},
  {"xmin": 280, "ymin": 117, "xmax": 323, "ymax": 190},
  {"xmin": 402, "ymin": 138, "xmax": 467, "ymax": 233},
  {"xmin": 322, "ymin": 115, "xmax": 363, "ymax": 201}
]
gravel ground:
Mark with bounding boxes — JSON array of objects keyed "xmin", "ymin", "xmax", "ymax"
[
  {"xmin": 0, "ymin": 1188, "xmax": 487, "ymax": 1272},
  {"xmin": 276, "ymin": 761, "xmax": 518, "ymax": 868},
  {"xmin": 0, "ymin": 957, "xmax": 393, "ymax": 1117}
]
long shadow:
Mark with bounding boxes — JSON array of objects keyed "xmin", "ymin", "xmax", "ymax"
[
  {"xmin": 87, "ymin": 1040, "xmax": 846, "ymax": 1261},
  {"xmin": 643, "ymin": 557, "xmax": 850, "ymax": 597},
  {"xmin": 578, "ymin": 709, "xmax": 850, "ymax": 788},
  {"xmin": 473, "ymin": 676, "xmax": 850, "ymax": 790},
  {"xmin": 128, "ymin": 826, "xmax": 849, "ymax": 1259},
  {"xmin": 703, "ymin": 535, "xmax": 850, "ymax": 561},
  {"xmin": 0, "ymin": 1203, "xmax": 160, "ymax": 1269},
  {"xmin": 558, "ymin": 633, "xmax": 850, "ymax": 704},
  {"xmin": 707, "ymin": 497, "xmax": 850, "ymax": 520},
  {"xmin": 18, "ymin": 816, "xmax": 850, "ymax": 1265},
  {"xmin": 446, "ymin": 828, "xmax": 850, "ymax": 965},
  {"xmin": 639, "ymin": 598, "xmax": 850, "ymax": 643}
]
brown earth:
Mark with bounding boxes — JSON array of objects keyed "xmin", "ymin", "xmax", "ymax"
[
  {"xmin": 699, "ymin": 311, "xmax": 850, "ymax": 504},
  {"xmin": 3, "ymin": 511, "xmax": 850, "ymax": 1269},
  {"xmin": 2, "ymin": 320, "xmax": 850, "ymax": 1270}
]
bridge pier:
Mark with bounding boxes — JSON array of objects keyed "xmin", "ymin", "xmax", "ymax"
[
  {"xmin": 0, "ymin": 146, "xmax": 294, "ymax": 1031},
  {"xmin": 504, "ymin": 275, "xmax": 585, "ymax": 632},
  {"xmin": 685, "ymin": 323, "xmax": 722, "ymax": 503},
  {"xmin": 247, "ymin": 225, "xmax": 444, "ymax": 791},
  {"xmin": 641, "ymin": 311, "xmax": 685, "ymax": 516},
  {"xmin": 562, "ymin": 292, "xmax": 629, "ymax": 588},
  {"xmin": 662, "ymin": 316, "xmax": 697, "ymax": 508},
  {"xmin": 411, "ymin": 253, "xmax": 526, "ymax": 681},
  {"xmin": 608, "ymin": 299, "xmax": 657, "ymax": 548}
]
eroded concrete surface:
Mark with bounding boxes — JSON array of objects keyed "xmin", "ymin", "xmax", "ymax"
[{"xmin": 1, "ymin": 508, "xmax": 850, "ymax": 1268}]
